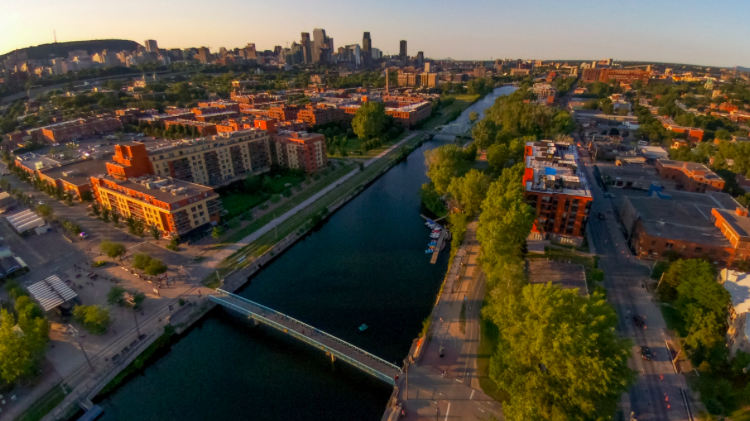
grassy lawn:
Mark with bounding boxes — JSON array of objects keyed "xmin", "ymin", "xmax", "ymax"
[
  {"xmin": 423, "ymin": 94, "xmax": 480, "ymax": 131},
  {"xmin": 14, "ymin": 384, "xmax": 68, "ymax": 421},
  {"xmin": 330, "ymin": 131, "xmax": 410, "ymax": 160},
  {"xmin": 731, "ymin": 408, "xmax": 750, "ymax": 421},
  {"xmin": 477, "ymin": 307, "xmax": 510, "ymax": 402},
  {"xmin": 220, "ymin": 162, "xmax": 355, "ymax": 245},
  {"xmin": 206, "ymin": 133, "xmax": 425, "ymax": 285},
  {"xmin": 220, "ymin": 192, "xmax": 269, "ymax": 220},
  {"xmin": 265, "ymin": 173, "xmax": 305, "ymax": 193}
]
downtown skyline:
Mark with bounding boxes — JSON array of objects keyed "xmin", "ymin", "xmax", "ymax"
[{"xmin": 2, "ymin": 0, "xmax": 750, "ymax": 68}]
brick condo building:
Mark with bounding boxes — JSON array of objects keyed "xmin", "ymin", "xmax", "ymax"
[
  {"xmin": 40, "ymin": 116, "xmax": 122, "ymax": 143},
  {"xmin": 654, "ymin": 159, "xmax": 725, "ymax": 193},
  {"xmin": 270, "ymin": 131, "xmax": 327, "ymax": 174},
  {"xmin": 296, "ymin": 104, "xmax": 346, "ymax": 126},
  {"xmin": 91, "ymin": 141, "xmax": 222, "ymax": 237},
  {"xmin": 522, "ymin": 140, "xmax": 593, "ymax": 246}
]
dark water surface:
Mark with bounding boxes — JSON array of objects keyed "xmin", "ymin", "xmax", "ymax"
[{"xmin": 96, "ymin": 86, "xmax": 516, "ymax": 421}]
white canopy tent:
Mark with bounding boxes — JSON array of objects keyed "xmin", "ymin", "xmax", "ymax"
[{"xmin": 27, "ymin": 275, "xmax": 78, "ymax": 312}]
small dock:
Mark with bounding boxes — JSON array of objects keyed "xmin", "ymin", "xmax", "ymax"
[{"xmin": 430, "ymin": 230, "xmax": 449, "ymax": 264}]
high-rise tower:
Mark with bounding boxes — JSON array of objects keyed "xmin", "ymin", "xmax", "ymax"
[
  {"xmin": 301, "ymin": 32, "xmax": 312, "ymax": 64},
  {"xmin": 362, "ymin": 32, "xmax": 372, "ymax": 66},
  {"xmin": 312, "ymin": 28, "xmax": 327, "ymax": 63},
  {"xmin": 399, "ymin": 40, "xmax": 407, "ymax": 62}
]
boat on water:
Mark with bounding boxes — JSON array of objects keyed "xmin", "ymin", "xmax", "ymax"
[
  {"xmin": 359, "ymin": 324, "xmax": 369, "ymax": 331},
  {"xmin": 425, "ymin": 249, "xmax": 434, "ymax": 254}
]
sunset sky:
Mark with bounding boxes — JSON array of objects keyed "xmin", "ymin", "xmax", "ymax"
[{"xmin": 2, "ymin": 0, "xmax": 748, "ymax": 67}]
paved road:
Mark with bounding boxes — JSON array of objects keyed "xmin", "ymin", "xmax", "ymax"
[
  {"xmin": 580, "ymin": 149, "xmax": 692, "ymax": 420},
  {"xmin": 390, "ymin": 221, "xmax": 504, "ymax": 421}
]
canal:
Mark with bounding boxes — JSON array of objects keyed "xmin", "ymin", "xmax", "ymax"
[{"xmin": 95, "ymin": 85, "xmax": 516, "ymax": 421}]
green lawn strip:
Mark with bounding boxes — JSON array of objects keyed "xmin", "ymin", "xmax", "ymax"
[
  {"xmin": 332, "ymin": 131, "xmax": 410, "ymax": 158},
  {"xmin": 13, "ymin": 383, "xmax": 68, "ymax": 421},
  {"xmin": 220, "ymin": 192, "xmax": 269, "ymax": 220},
  {"xmin": 265, "ymin": 174, "xmax": 305, "ymax": 193},
  {"xmin": 208, "ymin": 134, "xmax": 424, "ymax": 283},
  {"xmin": 476, "ymin": 303, "xmax": 511, "ymax": 402},
  {"xmin": 423, "ymin": 94, "xmax": 480, "ymax": 131},
  {"xmin": 221, "ymin": 163, "xmax": 353, "ymax": 244}
]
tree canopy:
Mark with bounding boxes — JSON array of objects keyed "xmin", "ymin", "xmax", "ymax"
[
  {"xmin": 483, "ymin": 284, "xmax": 635, "ymax": 421},
  {"xmin": 447, "ymin": 169, "xmax": 491, "ymax": 217},
  {"xmin": 73, "ymin": 305, "xmax": 111, "ymax": 335},
  {"xmin": 424, "ymin": 144, "xmax": 474, "ymax": 195},
  {"xmin": 352, "ymin": 101, "xmax": 386, "ymax": 139},
  {"xmin": 100, "ymin": 240, "xmax": 126, "ymax": 260}
]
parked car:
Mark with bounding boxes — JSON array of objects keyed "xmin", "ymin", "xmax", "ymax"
[{"xmin": 640, "ymin": 346, "xmax": 654, "ymax": 361}]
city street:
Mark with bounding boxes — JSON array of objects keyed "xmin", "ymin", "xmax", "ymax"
[{"xmin": 581, "ymin": 152, "xmax": 693, "ymax": 421}]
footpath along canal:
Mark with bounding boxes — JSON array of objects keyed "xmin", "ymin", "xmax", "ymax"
[{"xmin": 95, "ymin": 85, "xmax": 516, "ymax": 421}]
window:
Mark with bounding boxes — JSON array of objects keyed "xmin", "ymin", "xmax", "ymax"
[
  {"xmin": 665, "ymin": 242, "xmax": 674, "ymax": 250},
  {"xmin": 694, "ymin": 247, "xmax": 702, "ymax": 253}
]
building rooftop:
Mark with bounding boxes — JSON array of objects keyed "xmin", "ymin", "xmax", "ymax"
[
  {"xmin": 525, "ymin": 141, "xmax": 591, "ymax": 198},
  {"xmin": 721, "ymin": 269, "xmax": 750, "ymax": 314},
  {"xmin": 41, "ymin": 158, "xmax": 107, "ymax": 186},
  {"xmin": 146, "ymin": 128, "xmax": 267, "ymax": 156},
  {"xmin": 98, "ymin": 174, "xmax": 216, "ymax": 205},
  {"xmin": 624, "ymin": 192, "xmax": 738, "ymax": 247},
  {"xmin": 714, "ymin": 208, "xmax": 750, "ymax": 241},
  {"xmin": 658, "ymin": 159, "xmax": 723, "ymax": 181}
]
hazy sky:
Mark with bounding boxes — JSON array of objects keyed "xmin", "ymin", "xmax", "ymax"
[{"xmin": 2, "ymin": 0, "xmax": 748, "ymax": 67}]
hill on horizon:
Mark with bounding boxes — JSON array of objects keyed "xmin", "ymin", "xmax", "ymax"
[{"xmin": 1, "ymin": 39, "xmax": 140, "ymax": 61}]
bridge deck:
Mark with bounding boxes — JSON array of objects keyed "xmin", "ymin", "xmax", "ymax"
[{"xmin": 209, "ymin": 289, "xmax": 402, "ymax": 385}]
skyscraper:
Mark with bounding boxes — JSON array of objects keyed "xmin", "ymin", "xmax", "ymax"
[
  {"xmin": 197, "ymin": 47, "xmax": 211, "ymax": 64},
  {"xmin": 246, "ymin": 43, "xmax": 257, "ymax": 60},
  {"xmin": 312, "ymin": 28, "xmax": 327, "ymax": 63},
  {"xmin": 362, "ymin": 32, "xmax": 372, "ymax": 66},
  {"xmin": 416, "ymin": 51, "xmax": 424, "ymax": 66},
  {"xmin": 399, "ymin": 40, "xmax": 407, "ymax": 61},
  {"xmin": 144, "ymin": 39, "xmax": 159, "ymax": 53},
  {"xmin": 301, "ymin": 32, "xmax": 312, "ymax": 64}
]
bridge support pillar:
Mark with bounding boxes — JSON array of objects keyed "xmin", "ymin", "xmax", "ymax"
[{"xmin": 327, "ymin": 352, "xmax": 336, "ymax": 363}]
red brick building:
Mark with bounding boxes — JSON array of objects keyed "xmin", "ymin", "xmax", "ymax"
[
  {"xmin": 522, "ymin": 141, "xmax": 593, "ymax": 246},
  {"xmin": 296, "ymin": 104, "xmax": 346, "ymax": 126},
  {"xmin": 270, "ymin": 131, "xmax": 327, "ymax": 174},
  {"xmin": 163, "ymin": 119, "xmax": 218, "ymax": 136},
  {"xmin": 654, "ymin": 159, "xmax": 725, "ymax": 193},
  {"xmin": 621, "ymin": 192, "xmax": 750, "ymax": 267},
  {"xmin": 268, "ymin": 105, "xmax": 301, "ymax": 121},
  {"xmin": 40, "ymin": 116, "xmax": 122, "ymax": 143},
  {"xmin": 106, "ymin": 143, "xmax": 155, "ymax": 180}
]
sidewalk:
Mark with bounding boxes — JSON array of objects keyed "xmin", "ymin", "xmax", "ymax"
[{"xmin": 385, "ymin": 221, "xmax": 503, "ymax": 421}]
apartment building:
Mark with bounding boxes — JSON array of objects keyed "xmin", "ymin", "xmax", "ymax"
[
  {"xmin": 91, "ymin": 173, "xmax": 220, "ymax": 237},
  {"xmin": 522, "ymin": 141, "xmax": 593, "ymax": 246},
  {"xmin": 163, "ymin": 119, "xmax": 218, "ymax": 136},
  {"xmin": 340, "ymin": 99, "xmax": 432, "ymax": 128},
  {"xmin": 270, "ymin": 131, "xmax": 327, "ymax": 174},
  {"xmin": 268, "ymin": 105, "xmax": 301, "ymax": 122},
  {"xmin": 654, "ymin": 159, "xmax": 724, "ymax": 193},
  {"xmin": 296, "ymin": 104, "xmax": 346, "ymax": 126},
  {"xmin": 40, "ymin": 116, "xmax": 122, "ymax": 143},
  {"xmin": 148, "ymin": 129, "xmax": 272, "ymax": 186}
]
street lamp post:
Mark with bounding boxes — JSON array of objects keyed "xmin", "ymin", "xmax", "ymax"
[
  {"xmin": 124, "ymin": 292, "xmax": 142, "ymax": 338},
  {"xmin": 68, "ymin": 325, "xmax": 94, "ymax": 371}
]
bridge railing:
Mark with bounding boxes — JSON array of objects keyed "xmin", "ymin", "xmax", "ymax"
[{"xmin": 215, "ymin": 289, "xmax": 402, "ymax": 374}]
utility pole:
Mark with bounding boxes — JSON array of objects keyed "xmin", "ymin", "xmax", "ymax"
[
  {"xmin": 124, "ymin": 292, "xmax": 142, "ymax": 338},
  {"xmin": 68, "ymin": 325, "xmax": 94, "ymax": 371}
]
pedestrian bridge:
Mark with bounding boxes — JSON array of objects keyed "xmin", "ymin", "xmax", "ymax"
[{"xmin": 209, "ymin": 289, "xmax": 402, "ymax": 385}]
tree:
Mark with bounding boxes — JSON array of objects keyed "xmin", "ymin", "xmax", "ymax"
[
  {"xmin": 447, "ymin": 169, "xmax": 491, "ymax": 217},
  {"xmin": 212, "ymin": 226, "xmax": 224, "ymax": 239},
  {"xmin": 424, "ymin": 144, "xmax": 472, "ymax": 195},
  {"xmin": 472, "ymin": 119, "xmax": 498, "ymax": 150},
  {"xmin": 145, "ymin": 258, "xmax": 168, "ymax": 276},
  {"xmin": 167, "ymin": 236, "xmax": 180, "ymax": 251},
  {"xmin": 483, "ymin": 284, "xmax": 636, "ymax": 421},
  {"xmin": 150, "ymin": 224, "xmax": 160, "ymax": 240},
  {"xmin": 487, "ymin": 143, "xmax": 511, "ymax": 171},
  {"xmin": 132, "ymin": 253, "xmax": 152, "ymax": 270},
  {"xmin": 352, "ymin": 101, "xmax": 386, "ymax": 139},
  {"xmin": 73, "ymin": 305, "xmax": 111, "ymax": 335},
  {"xmin": 100, "ymin": 240, "xmax": 126, "ymax": 260},
  {"xmin": 107, "ymin": 285, "xmax": 127, "ymax": 306},
  {"xmin": 36, "ymin": 204, "xmax": 53, "ymax": 218},
  {"xmin": 420, "ymin": 183, "xmax": 447, "ymax": 216},
  {"xmin": 111, "ymin": 210, "xmax": 120, "ymax": 224},
  {"xmin": 663, "ymin": 259, "xmax": 730, "ymax": 350},
  {"xmin": 477, "ymin": 164, "xmax": 535, "ymax": 273},
  {"xmin": 469, "ymin": 111, "xmax": 479, "ymax": 123}
]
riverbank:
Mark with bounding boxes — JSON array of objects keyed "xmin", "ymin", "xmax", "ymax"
[{"xmin": 71, "ymin": 132, "xmax": 431, "ymax": 405}]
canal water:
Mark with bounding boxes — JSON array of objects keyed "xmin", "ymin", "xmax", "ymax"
[{"xmin": 95, "ymin": 86, "xmax": 516, "ymax": 421}]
